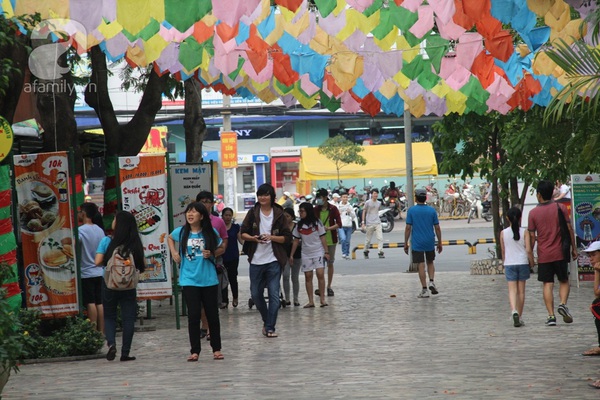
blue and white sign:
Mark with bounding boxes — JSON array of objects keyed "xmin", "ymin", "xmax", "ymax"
[
  {"xmin": 252, "ymin": 154, "xmax": 269, "ymax": 163},
  {"xmin": 238, "ymin": 154, "xmax": 270, "ymax": 164}
]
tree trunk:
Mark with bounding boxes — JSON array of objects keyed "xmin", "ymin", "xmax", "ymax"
[
  {"xmin": 84, "ymin": 45, "xmax": 168, "ymax": 222},
  {"xmin": 490, "ymin": 128, "xmax": 502, "ymax": 258},
  {"xmin": 33, "ymin": 44, "xmax": 80, "ymax": 174},
  {"xmin": 509, "ymin": 177, "xmax": 519, "ymax": 207},
  {"xmin": 183, "ymin": 79, "xmax": 206, "ymax": 163},
  {"xmin": 85, "ymin": 46, "xmax": 168, "ymax": 157}
]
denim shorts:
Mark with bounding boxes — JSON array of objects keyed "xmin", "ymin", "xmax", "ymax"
[{"xmin": 504, "ymin": 264, "xmax": 531, "ymax": 282}]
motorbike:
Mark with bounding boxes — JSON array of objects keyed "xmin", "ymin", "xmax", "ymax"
[
  {"xmin": 382, "ymin": 184, "xmax": 407, "ymax": 219},
  {"xmin": 351, "ymin": 204, "xmax": 362, "ymax": 233},
  {"xmin": 379, "ymin": 207, "xmax": 394, "ymax": 233},
  {"xmin": 466, "ymin": 186, "xmax": 492, "ymax": 223},
  {"xmin": 425, "ymin": 184, "xmax": 441, "ymax": 215}
]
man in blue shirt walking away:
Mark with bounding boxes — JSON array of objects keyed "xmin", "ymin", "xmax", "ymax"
[{"xmin": 404, "ymin": 189, "xmax": 443, "ymax": 298}]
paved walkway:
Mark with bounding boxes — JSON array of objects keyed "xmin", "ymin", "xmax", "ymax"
[{"xmin": 4, "ymin": 271, "xmax": 600, "ymax": 399}]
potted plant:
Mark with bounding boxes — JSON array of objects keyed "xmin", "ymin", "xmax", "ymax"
[{"xmin": 0, "ymin": 262, "xmax": 31, "ymax": 395}]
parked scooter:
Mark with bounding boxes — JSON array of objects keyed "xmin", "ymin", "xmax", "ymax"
[
  {"xmin": 379, "ymin": 207, "xmax": 394, "ymax": 233},
  {"xmin": 466, "ymin": 186, "xmax": 492, "ymax": 223}
]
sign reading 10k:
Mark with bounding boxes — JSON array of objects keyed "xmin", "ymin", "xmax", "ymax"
[{"xmin": 168, "ymin": 163, "xmax": 212, "ymax": 227}]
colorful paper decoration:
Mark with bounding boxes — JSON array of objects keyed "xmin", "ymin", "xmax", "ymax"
[{"xmin": 2, "ymin": 0, "xmax": 596, "ymax": 117}]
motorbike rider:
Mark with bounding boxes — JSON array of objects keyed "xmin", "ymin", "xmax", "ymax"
[{"xmin": 385, "ymin": 181, "xmax": 399, "ymax": 201}]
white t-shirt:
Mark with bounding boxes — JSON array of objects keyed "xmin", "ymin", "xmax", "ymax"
[
  {"xmin": 251, "ymin": 209, "xmax": 277, "ymax": 265},
  {"xmin": 502, "ymin": 227, "xmax": 528, "ymax": 266},
  {"xmin": 559, "ymin": 184, "xmax": 571, "ymax": 199},
  {"xmin": 337, "ymin": 202, "xmax": 355, "ymax": 228},
  {"xmin": 293, "ymin": 220, "xmax": 326, "ymax": 258}
]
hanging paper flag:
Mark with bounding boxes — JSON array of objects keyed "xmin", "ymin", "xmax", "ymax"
[
  {"xmin": 485, "ymin": 30, "xmax": 514, "ymax": 62},
  {"xmin": 425, "ymin": 35, "xmax": 450, "ymax": 73}
]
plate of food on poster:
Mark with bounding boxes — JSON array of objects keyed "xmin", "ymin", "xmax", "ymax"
[
  {"xmin": 18, "ymin": 182, "xmax": 59, "ymax": 234},
  {"xmin": 131, "ymin": 204, "xmax": 162, "ymax": 235},
  {"xmin": 37, "ymin": 229, "xmax": 75, "ymax": 295}
]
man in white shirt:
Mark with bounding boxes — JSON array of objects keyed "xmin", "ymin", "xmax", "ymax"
[
  {"xmin": 361, "ymin": 189, "xmax": 384, "ymax": 259},
  {"xmin": 241, "ymin": 184, "xmax": 292, "ymax": 338},
  {"xmin": 337, "ymin": 193, "xmax": 356, "ymax": 259}
]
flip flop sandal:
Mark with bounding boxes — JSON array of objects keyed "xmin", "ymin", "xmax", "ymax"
[
  {"xmin": 589, "ymin": 382, "xmax": 600, "ymax": 389},
  {"xmin": 187, "ymin": 353, "xmax": 199, "ymax": 362},
  {"xmin": 303, "ymin": 304, "xmax": 315, "ymax": 308},
  {"xmin": 583, "ymin": 348, "xmax": 600, "ymax": 356},
  {"xmin": 266, "ymin": 331, "xmax": 278, "ymax": 338},
  {"xmin": 213, "ymin": 352, "xmax": 224, "ymax": 360}
]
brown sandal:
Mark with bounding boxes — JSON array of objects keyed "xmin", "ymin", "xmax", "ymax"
[
  {"xmin": 213, "ymin": 351, "xmax": 224, "ymax": 360},
  {"xmin": 583, "ymin": 347, "xmax": 600, "ymax": 356},
  {"xmin": 187, "ymin": 353, "xmax": 199, "ymax": 362}
]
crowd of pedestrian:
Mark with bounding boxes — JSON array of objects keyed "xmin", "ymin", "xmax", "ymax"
[{"xmin": 81, "ymin": 177, "xmax": 600, "ymax": 394}]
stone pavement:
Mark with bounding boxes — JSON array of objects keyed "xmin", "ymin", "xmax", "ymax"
[{"xmin": 4, "ymin": 271, "xmax": 600, "ymax": 400}]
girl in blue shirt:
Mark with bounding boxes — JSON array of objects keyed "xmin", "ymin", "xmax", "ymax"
[
  {"xmin": 168, "ymin": 202, "xmax": 224, "ymax": 361},
  {"xmin": 95, "ymin": 211, "xmax": 145, "ymax": 362}
]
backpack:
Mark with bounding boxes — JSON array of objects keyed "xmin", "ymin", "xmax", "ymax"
[{"xmin": 104, "ymin": 246, "xmax": 139, "ymax": 290}]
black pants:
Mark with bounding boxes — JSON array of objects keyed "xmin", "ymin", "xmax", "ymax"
[
  {"xmin": 595, "ymin": 317, "xmax": 600, "ymax": 347},
  {"xmin": 182, "ymin": 285, "xmax": 221, "ymax": 354},
  {"xmin": 221, "ymin": 258, "xmax": 239, "ymax": 304}
]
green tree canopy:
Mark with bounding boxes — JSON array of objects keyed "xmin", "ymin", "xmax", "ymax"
[{"xmin": 318, "ymin": 134, "xmax": 367, "ymax": 186}]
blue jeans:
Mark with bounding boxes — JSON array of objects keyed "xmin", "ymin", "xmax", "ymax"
[
  {"xmin": 103, "ymin": 284, "xmax": 137, "ymax": 357},
  {"xmin": 338, "ymin": 227, "xmax": 353, "ymax": 256},
  {"xmin": 249, "ymin": 261, "xmax": 282, "ymax": 332}
]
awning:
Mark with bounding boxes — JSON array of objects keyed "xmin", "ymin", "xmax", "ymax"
[{"xmin": 299, "ymin": 143, "xmax": 438, "ymax": 181}]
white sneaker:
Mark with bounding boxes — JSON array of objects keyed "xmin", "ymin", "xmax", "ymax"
[
  {"xmin": 428, "ymin": 282, "xmax": 438, "ymax": 295},
  {"xmin": 417, "ymin": 289, "xmax": 429, "ymax": 298},
  {"xmin": 512, "ymin": 312, "xmax": 521, "ymax": 327}
]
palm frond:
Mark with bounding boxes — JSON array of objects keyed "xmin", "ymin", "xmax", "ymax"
[{"xmin": 544, "ymin": 39, "xmax": 600, "ymax": 125}]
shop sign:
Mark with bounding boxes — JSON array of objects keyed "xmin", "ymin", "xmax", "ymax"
[
  {"xmin": 238, "ymin": 154, "xmax": 270, "ymax": 164},
  {"xmin": 169, "ymin": 163, "xmax": 212, "ymax": 227},
  {"xmin": 220, "ymin": 131, "xmax": 238, "ymax": 168},
  {"xmin": 119, "ymin": 154, "xmax": 172, "ymax": 299},
  {"xmin": 0, "ymin": 116, "xmax": 13, "ymax": 162},
  {"xmin": 270, "ymin": 146, "xmax": 306, "ymax": 157},
  {"xmin": 14, "ymin": 151, "xmax": 79, "ymax": 318},
  {"xmin": 571, "ymin": 174, "xmax": 600, "ymax": 281}
]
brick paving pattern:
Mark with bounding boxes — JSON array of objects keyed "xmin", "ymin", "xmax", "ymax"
[{"xmin": 3, "ymin": 271, "xmax": 600, "ymax": 399}]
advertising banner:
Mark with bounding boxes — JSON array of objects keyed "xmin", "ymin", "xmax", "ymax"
[
  {"xmin": 168, "ymin": 163, "xmax": 212, "ymax": 228},
  {"xmin": 119, "ymin": 154, "xmax": 172, "ymax": 299},
  {"xmin": 571, "ymin": 174, "xmax": 600, "ymax": 281},
  {"xmin": 220, "ymin": 131, "xmax": 238, "ymax": 168},
  {"xmin": 14, "ymin": 152, "xmax": 79, "ymax": 318}
]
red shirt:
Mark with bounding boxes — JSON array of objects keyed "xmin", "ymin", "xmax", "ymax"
[
  {"xmin": 209, "ymin": 214, "xmax": 228, "ymax": 242},
  {"xmin": 528, "ymin": 201, "xmax": 569, "ymax": 263}
]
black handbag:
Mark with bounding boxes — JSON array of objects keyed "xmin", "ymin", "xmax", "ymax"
[{"xmin": 557, "ymin": 204, "xmax": 571, "ymax": 261}]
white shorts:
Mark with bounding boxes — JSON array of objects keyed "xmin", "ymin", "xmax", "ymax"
[{"xmin": 301, "ymin": 256, "xmax": 326, "ymax": 273}]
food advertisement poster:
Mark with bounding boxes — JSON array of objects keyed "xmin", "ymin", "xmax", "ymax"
[
  {"xmin": 168, "ymin": 163, "xmax": 212, "ymax": 227},
  {"xmin": 119, "ymin": 154, "xmax": 172, "ymax": 299},
  {"xmin": 14, "ymin": 152, "xmax": 78, "ymax": 318},
  {"xmin": 571, "ymin": 174, "xmax": 600, "ymax": 281}
]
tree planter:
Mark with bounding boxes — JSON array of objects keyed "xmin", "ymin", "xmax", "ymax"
[
  {"xmin": 470, "ymin": 259, "xmax": 538, "ymax": 275},
  {"xmin": 470, "ymin": 258, "xmax": 504, "ymax": 275},
  {"xmin": 0, "ymin": 364, "xmax": 10, "ymax": 396}
]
